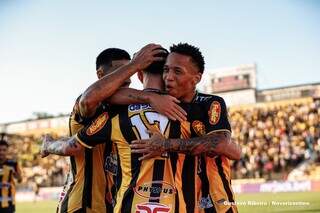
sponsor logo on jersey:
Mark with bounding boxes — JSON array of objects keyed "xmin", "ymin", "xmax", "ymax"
[
  {"xmin": 105, "ymin": 153, "xmax": 118, "ymax": 175},
  {"xmin": 208, "ymin": 101, "xmax": 221, "ymax": 125},
  {"xmin": 129, "ymin": 104, "xmax": 152, "ymax": 112},
  {"xmin": 134, "ymin": 181, "xmax": 176, "ymax": 200},
  {"xmin": 199, "ymin": 195, "xmax": 214, "ymax": 209},
  {"xmin": 192, "ymin": 120, "xmax": 206, "ymax": 136},
  {"xmin": 135, "ymin": 202, "xmax": 171, "ymax": 213},
  {"xmin": 195, "ymin": 95, "xmax": 211, "ymax": 103},
  {"xmin": 86, "ymin": 112, "xmax": 109, "ymax": 135}
]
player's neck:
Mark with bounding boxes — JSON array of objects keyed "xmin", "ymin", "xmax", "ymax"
[
  {"xmin": 180, "ymin": 90, "xmax": 197, "ymax": 103},
  {"xmin": 143, "ymin": 74, "xmax": 164, "ymax": 91}
]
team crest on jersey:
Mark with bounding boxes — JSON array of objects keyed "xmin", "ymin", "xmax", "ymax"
[
  {"xmin": 86, "ymin": 112, "xmax": 109, "ymax": 135},
  {"xmin": 135, "ymin": 202, "xmax": 171, "ymax": 213},
  {"xmin": 208, "ymin": 101, "xmax": 221, "ymax": 125},
  {"xmin": 192, "ymin": 120, "xmax": 206, "ymax": 136}
]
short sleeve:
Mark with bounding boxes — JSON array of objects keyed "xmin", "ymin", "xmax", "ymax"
[
  {"xmin": 203, "ymin": 97, "xmax": 231, "ymax": 134},
  {"xmin": 76, "ymin": 112, "xmax": 112, "ymax": 148}
]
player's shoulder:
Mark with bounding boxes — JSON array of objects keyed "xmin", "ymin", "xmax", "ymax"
[
  {"xmin": 71, "ymin": 94, "xmax": 108, "ymax": 112},
  {"xmin": 195, "ymin": 92, "xmax": 226, "ymax": 104},
  {"xmin": 75, "ymin": 94, "xmax": 82, "ymax": 103},
  {"xmin": 71, "ymin": 94, "xmax": 83, "ymax": 114},
  {"xmin": 70, "ymin": 94, "xmax": 84, "ymax": 125},
  {"xmin": 71, "ymin": 94, "xmax": 110, "ymax": 124}
]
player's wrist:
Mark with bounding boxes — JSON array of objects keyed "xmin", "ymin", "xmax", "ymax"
[
  {"xmin": 146, "ymin": 92, "xmax": 159, "ymax": 105},
  {"xmin": 163, "ymin": 139, "xmax": 171, "ymax": 152},
  {"xmin": 128, "ymin": 60, "xmax": 143, "ymax": 72}
]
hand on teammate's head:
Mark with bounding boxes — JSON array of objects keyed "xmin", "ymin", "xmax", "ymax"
[{"xmin": 131, "ymin": 43, "xmax": 167, "ymax": 71}]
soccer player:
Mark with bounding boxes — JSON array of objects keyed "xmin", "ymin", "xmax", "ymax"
[
  {"xmin": 0, "ymin": 139, "xmax": 22, "ymax": 213},
  {"xmin": 48, "ymin": 48, "xmax": 132, "ymax": 213},
  {"xmin": 42, "ymin": 45, "xmax": 187, "ymax": 213},
  {"xmin": 41, "ymin": 45, "xmax": 240, "ymax": 212},
  {"xmin": 131, "ymin": 43, "xmax": 240, "ymax": 213},
  {"xmin": 41, "ymin": 49, "xmax": 181, "ymax": 212}
]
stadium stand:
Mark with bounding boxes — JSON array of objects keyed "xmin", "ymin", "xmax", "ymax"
[
  {"xmin": 230, "ymin": 98, "xmax": 320, "ymax": 180},
  {"xmin": 1, "ymin": 133, "xmax": 68, "ymax": 190},
  {"xmin": 0, "ymin": 97, "xmax": 319, "ymax": 192}
]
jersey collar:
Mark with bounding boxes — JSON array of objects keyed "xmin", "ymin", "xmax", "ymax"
[
  {"xmin": 191, "ymin": 90, "xmax": 199, "ymax": 103},
  {"xmin": 143, "ymin": 88, "xmax": 167, "ymax": 95}
]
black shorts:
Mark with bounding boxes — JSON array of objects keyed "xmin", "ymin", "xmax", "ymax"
[{"xmin": 0, "ymin": 205, "xmax": 15, "ymax": 213}]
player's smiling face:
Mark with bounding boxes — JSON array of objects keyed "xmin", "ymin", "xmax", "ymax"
[{"xmin": 163, "ymin": 53, "xmax": 201, "ymax": 102}]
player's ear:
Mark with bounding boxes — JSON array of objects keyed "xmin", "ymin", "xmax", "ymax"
[
  {"xmin": 193, "ymin": 73, "xmax": 202, "ymax": 85},
  {"xmin": 96, "ymin": 68, "xmax": 104, "ymax": 79},
  {"xmin": 137, "ymin": 71, "xmax": 143, "ymax": 83}
]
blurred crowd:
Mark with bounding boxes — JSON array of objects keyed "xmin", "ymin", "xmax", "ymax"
[
  {"xmin": 6, "ymin": 134, "xmax": 68, "ymax": 189},
  {"xmin": 230, "ymin": 99, "xmax": 320, "ymax": 180},
  {"xmin": 3, "ymin": 98, "xmax": 320, "ymax": 187}
]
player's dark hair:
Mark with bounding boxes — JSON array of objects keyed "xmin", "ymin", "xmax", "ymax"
[
  {"xmin": 0, "ymin": 140, "xmax": 9, "ymax": 147},
  {"xmin": 144, "ymin": 48, "xmax": 169, "ymax": 75},
  {"xmin": 96, "ymin": 48, "xmax": 131, "ymax": 70},
  {"xmin": 170, "ymin": 43, "xmax": 205, "ymax": 73}
]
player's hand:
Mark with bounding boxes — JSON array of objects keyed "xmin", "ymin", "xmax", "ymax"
[
  {"xmin": 40, "ymin": 134, "xmax": 53, "ymax": 158},
  {"xmin": 130, "ymin": 44, "xmax": 167, "ymax": 71},
  {"xmin": 130, "ymin": 131, "xmax": 167, "ymax": 161},
  {"xmin": 206, "ymin": 151, "xmax": 218, "ymax": 158},
  {"xmin": 149, "ymin": 93, "xmax": 187, "ymax": 122}
]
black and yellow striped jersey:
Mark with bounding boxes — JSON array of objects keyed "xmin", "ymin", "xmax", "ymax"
[
  {"xmin": 58, "ymin": 95, "xmax": 114, "ymax": 213},
  {"xmin": 77, "ymin": 104, "xmax": 180, "ymax": 212},
  {"xmin": 174, "ymin": 92, "xmax": 237, "ymax": 213},
  {"xmin": 0, "ymin": 159, "xmax": 20, "ymax": 210},
  {"xmin": 76, "ymin": 92, "xmax": 237, "ymax": 213}
]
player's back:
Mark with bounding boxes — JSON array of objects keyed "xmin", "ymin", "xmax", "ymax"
[
  {"xmin": 111, "ymin": 103, "xmax": 176, "ymax": 213},
  {"xmin": 76, "ymin": 101, "xmax": 209, "ymax": 213}
]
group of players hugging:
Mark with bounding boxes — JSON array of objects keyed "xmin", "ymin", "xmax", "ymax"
[{"xmin": 41, "ymin": 43, "xmax": 241, "ymax": 213}]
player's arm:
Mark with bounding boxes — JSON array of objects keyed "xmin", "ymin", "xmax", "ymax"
[
  {"xmin": 41, "ymin": 112, "xmax": 111, "ymax": 157},
  {"xmin": 40, "ymin": 135, "xmax": 84, "ymax": 157},
  {"xmin": 165, "ymin": 130, "xmax": 241, "ymax": 159},
  {"xmin": 131, "ymin": 130, "xmax": 241, "ymax": 160},
  {"xmin": 108, "ymin": 88, "xmax": 187, "ymax": 122},
  {"xmin": 131, "ymin": 97, "xmax": 241, "ymax": 160},
  {"xmin": 79, "ymin": 44, "xmax": 166, "ymax": 117},
  {"xmin": 206, "ymin": 137, "xmax": 241, "ymax": 160}
]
